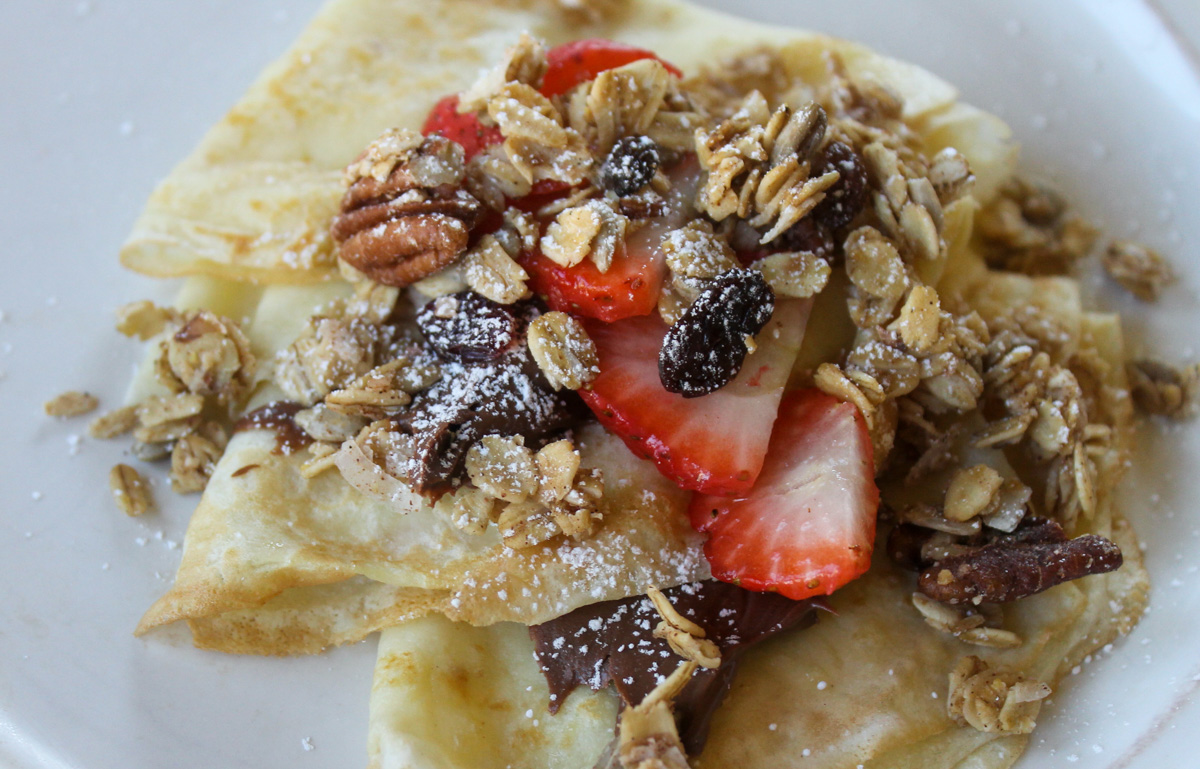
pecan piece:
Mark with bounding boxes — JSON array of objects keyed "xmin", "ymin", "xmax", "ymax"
[
  {"xmin": 918, "ymin": 533, "xmax": 1122, "ymax": 604},
  {"xmin": 333, "ymin": 130, "xmax": 483, "ymax": 287}
]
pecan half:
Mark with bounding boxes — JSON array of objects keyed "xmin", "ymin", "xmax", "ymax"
[
  {"xmin": 332, "ymin": 131, "xmax": 483, "ymax": 287},
  {"xmin": 918, "ymin": 532, "xmax": 1122, "ymax": 604}
]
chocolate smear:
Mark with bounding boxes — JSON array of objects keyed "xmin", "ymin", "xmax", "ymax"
[
  {"xmin": 402, "ymin": 296, "xmax": 584, "ymax": 491},
  {"xmin": 530, "ymin": 580, "xmax": 825, "ymax": 755},
  {"xmin": 234, "ymin": 401, "xmax": 312, "ymax": 454}
]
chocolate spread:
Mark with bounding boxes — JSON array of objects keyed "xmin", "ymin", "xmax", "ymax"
[
  {"xmin": 233, "ymin": 401, "xmax": 312, "ymax": 454},
  {"xmin": 401, "ymin": 295, "xmax": 584, "ymax": 491},
  {"xmin": 530, "ymin": 580, "xmax": 825, "ymax": 754}
]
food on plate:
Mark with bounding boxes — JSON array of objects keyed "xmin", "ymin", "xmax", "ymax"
[{"xmin": 67, "ymin": 0, "xmax": 1200, "ymax": 765}]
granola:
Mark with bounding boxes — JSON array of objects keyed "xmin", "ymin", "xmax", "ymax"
[{"xmin": 79, "ymin": 17, "xmax": 1186, "ymax": 769}]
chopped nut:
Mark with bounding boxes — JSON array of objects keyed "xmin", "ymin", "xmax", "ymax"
[
  {"xmin": 948, "ymin": 656, "xmax": 1050, "ymax": 734},
  {"xmin": 165, "ymin": 311, "xmax": 256, "ymax": 403},
  {"xmin": 927, "ymin": 148, "xmax": 974, "ymax": 204},
  {"xmin": 334, "ymin": 131, "xmax": 482, "ymax": 287},
  {"xmin": 134, "ymin": 393, "xmax": 204, "ymax": 444},
  {"xmin": 526, "ymin": 311, "xmax": 599, "ymax": 391},
  {"xmin": 110, "ymin": 463, "xmax": 153, "ymax": 516},
  {"xmin": 299, "ymin": 442, "xmax": 340, "ymax": 479},
  {"xmin": 918, "ymin": 532, "xmax": 1123, "ymax": 604},
  {"xmin": 497, "ymin": 499, "xmax": 559, "ymax": 549},
  {"xmin": 44, "ymin": 390, "xmax": 99, "ymax": 418},
  {"xmin": 750, "ymin": 250, "xmax": 830, "ymax": 298},
  {"xmin": 465, "ymin": 435, "xmax": 538, "ymax": 503},
  {"xmin": 115, "ymin": 300, "xmax": 179, "ymax": 340},
  {"xmin": 462, "ymin": 235, "xmax": 531, "ymax": 305},
  {"xmin": 274, "ymin": 316, "xmax": 388, "ymax": 404},
  {"xmin": 535, "ymin": 439, "xmax": 581, "ymax": 505},
  {"xmin": 898, "ymin": 503, "xmax": 981, "ymax": 537},
  {"xmin": 1104, "ymin": 240, "xmax": 1174, "ymax": 301},
  {"xmin": 540, "ymin": 200, "xmax": 628, "ymax": 273},
  {"xmin": 170, "ymin": 432, "xmax": 224, "ymax": 494},
  {"xmin": 342, "ymin": 127, "xmax": 426, "ymax": 186},
  {"xmin": 944, "ymin": 465, "xmax": 1004, "ymax": 522},
  {"xmin": 911, "ymin": 593, "xmax": 1022, "ymax": 649},
  {"xmin": 294, "ymin": 403, "xmax": 370, "ymax": 442},
  {"xmin": 616, "ymin": 646, "xmax": 701, "ymax": 769},
  {"xmin": 324, "ymin": 356, "xmax": 438, "ymax": 421},
  {"xmin": 446, "ymin": 486, "xmax": 499, "ymax": 535},
  {"xmin": 549, "ymin": 467, "xmax": 603, "ymax": 539},
  {"xmin": 1127, "ymin": 359, "xmax": 1199, "ymax": 419},
  {"xmin": 88, "ymin": 404, "xmax": 139, "ymax": 439}
]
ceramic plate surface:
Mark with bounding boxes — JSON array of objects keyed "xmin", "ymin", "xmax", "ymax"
[{"xmin": 1, "ymin": 1, "xmax": 1196, "ymax": 766}]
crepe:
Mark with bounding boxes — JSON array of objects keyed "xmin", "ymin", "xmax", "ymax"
[
  {"xmin": 365, "ymin": 287, "xmax": 1148, "ymax": 769},
  {"xmin": 129, "ymin": 0, "xmax": 1017, "ymax": 653},
  {"xmin": 115, "ymin": 0, "xmax": 1152, "ymax": 766}
]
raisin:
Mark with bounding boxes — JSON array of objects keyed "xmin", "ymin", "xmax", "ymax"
[
  {"xmin": 659, "ymin": 270, "xmax": 775, "ymax": 398},
  {"xmin": 416, "ymin": 291, "xmax": 521, "ymax": 362},
  {"xmin": 775, "ymin": 216, "xmax": 834, "ymax": 259},
  {"xmin": 811, "ymin": 141, "xmax": 868, "ymax": 233},
  {"xmin": 599, "ymin": 135, "xmax": 660, "ymax": 197}
]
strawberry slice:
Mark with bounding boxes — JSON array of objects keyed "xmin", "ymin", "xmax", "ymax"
[
  {"xmin": 523, "ymin": 157, "xmax": 700, "ymax": 322},
  {"xmin": 580, "ymin": 298, "xmax": 812, "ymax": 495},
  {"xmin": 541, "ymin": 39, "xmax": 682, "ymax": 97},
  {"xmin": 689, "ymin": 388, "xmax": 878, "ymax": 600},
  {"xmin": 523, "ymin": 222, "xmax": 667, "ymax": 322},
  {"xmin": 421, "ymin": 94, "xmax": 502, "ymax": 161}
]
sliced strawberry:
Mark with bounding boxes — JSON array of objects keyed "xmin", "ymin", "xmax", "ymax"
[
  {"xmin": 689, "ymin": 388, "xmax": 878, "ymax": 600},
  {"xmin": 523, "ymin": 222, "xmax": 667, "ymax": 321},
  {"xmin": 580, "ymin": 298, "xmax": 812, "ymax": 495},
  {"xmin": 522, "ymin": 157, "xmax": 700, "ymax": 322},
  {"xmin": 541, "ymin": 39, "xmax": 682, "ymax": 98},
  {"xmin": 422, "ymin": 94, "xmax": 502, "ymax": 160}
]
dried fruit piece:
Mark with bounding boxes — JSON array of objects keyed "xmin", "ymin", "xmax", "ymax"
[
  {"xmin": 600, "ymin": 135, "xmax": 660, "ymax": 196},
  {"xmin": 416, "ymin": 291, "xmax": 521, "ymax": 362},
  {"xmin": 659, "ymin": 270, "xmax": 774, "ymax": 397},
  {"xmin": 811, "ymin": 141, "xmax": 868, "ymax": 232}
]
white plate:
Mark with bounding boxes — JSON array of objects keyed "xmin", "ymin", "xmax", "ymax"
[{"xmin": 1, "ymin": 1, "xmax": 1197, "ymax": 766}]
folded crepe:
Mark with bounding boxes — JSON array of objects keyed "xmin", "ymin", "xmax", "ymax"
[
  {"xmin": 130, "ymin": 0, "xmax": 1017, "ymax": 654},
  {"xmin": 116, "ymin": 0, "xmax": 1151, "ymax": 766}
]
